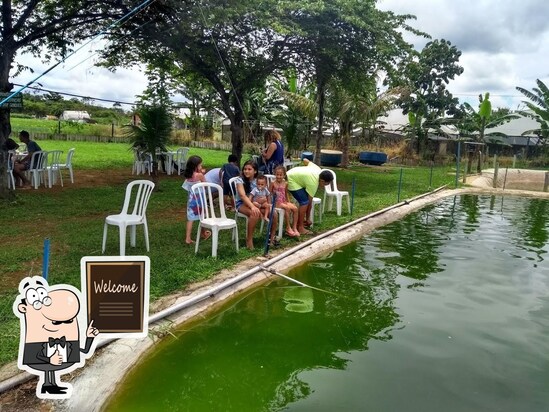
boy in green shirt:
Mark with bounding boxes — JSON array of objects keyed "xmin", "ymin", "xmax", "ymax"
[{"xmin": 286, "ymin": 159, "xmax": 333, "ymax": 235}]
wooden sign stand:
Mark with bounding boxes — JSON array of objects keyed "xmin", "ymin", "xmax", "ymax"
[{"xmin": 80, "ymin": 256, "xmax": 150, "ymax": 338}]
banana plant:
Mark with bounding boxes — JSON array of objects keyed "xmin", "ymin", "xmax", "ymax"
[{"xmin": 516, "ymin": 79, "xmax": 549, "ymax": 143}]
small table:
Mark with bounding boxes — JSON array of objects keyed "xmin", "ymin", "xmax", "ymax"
[
  {"xmin": 161, "ymin": 151, "xmax": 177, "ymax": 175},
  {"xmin": 14, "ymin": 151, "xmax": 28, "ymax": 161},
  {"xmin": 284, "ymin": 159, "xmax": 299, "ymax": 170}
]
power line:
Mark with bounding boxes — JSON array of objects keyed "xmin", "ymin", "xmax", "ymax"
[
  {"xmin": 13, "ymin": 82, "xmax": 192, "ymax": 108},
  {"xmin": 0, "ymin": 0, "xmax": 156, "ymax": 107},
  {"xmin": 13, "ymin": 83, "xmax": 135, "ymax": 106}
]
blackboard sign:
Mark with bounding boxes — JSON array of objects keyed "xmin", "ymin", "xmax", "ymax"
[
  {"xmin": 81, "ymin": 256, "xmax": 150, "ymax": 338},
  {"xmin": 0, "ymin": 92, "xmax": 23, "ymax": 110}
]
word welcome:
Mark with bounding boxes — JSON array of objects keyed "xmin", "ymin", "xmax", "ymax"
[{"xmin": 93, "ymin": 280, "xmax": 138, "ymax": 294}]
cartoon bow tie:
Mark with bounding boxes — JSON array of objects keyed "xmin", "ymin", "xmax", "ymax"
[{"xmin": 48, "ymin": 336, "xmax": 66, "ymax": 348}]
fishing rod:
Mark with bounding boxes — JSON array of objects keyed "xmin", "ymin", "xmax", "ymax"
[
  {"xmin": 263, "ymin": 193, "xmax": 277, "ymax": 256},
  {"xmin": 259, "ymin": 265, "xmax": 347, "ymax": 299}
]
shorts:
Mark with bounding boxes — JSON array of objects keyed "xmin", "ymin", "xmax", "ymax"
[
  {"xmin": 289, "ymin": 188, "xmax": 309, "ymax": 206},
  {"xmin": 222, "ymin": 182, "xmax": 233, "ymax": 196},
  {"xmin": 21, "ymin": 161, "xmax": 31, "ymax": 171}
]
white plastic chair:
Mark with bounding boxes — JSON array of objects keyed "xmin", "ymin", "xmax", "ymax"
[
  {"xmin": 192, "ymin": 182, "xmax": 238, "ymax": 258},
  {"xmin": 162, "ymin": 151, "xmax": 176, "ymax": 175},
  {"xmin": 132, "ymin": 149, "xmax": 151, "ymax": 175},
  {"xmin": 102, "ymin": 180, "xmax": 155, "ymax": 256},
  {"xmin": 228, "ymin": 176, "xmax": 264, "ymax": 235},
  {"xmin": 175, "ymin": 147, "xmax": 189, "ymax": 175},
  {"xmin": 310, "ymin": 197, "xmax": 322, "ymax": 226},
  {"xmin": 321, "ymin": 169, "xmax": 350, "ymax": 216},
  {"xmin": 7, "ymin": 150, "xmax": 16, "ymax": 189},
  {"xmin": 264, "ymin": 174, "xmax": 285, "ymax": 239},
  {"xmin": 59, "ymin": 148, "xmax": 75, "ymax": 183},
  {"xmin": 45, "ymin": 150, "xmax": 64, "ymax": 188},
  {"xmin": 132, "ymin": 148, "xmax": 141, "ymax": 175},
  {"xmin": 27, "ymin": 151, "xmax": 48, "ymax": 189}
]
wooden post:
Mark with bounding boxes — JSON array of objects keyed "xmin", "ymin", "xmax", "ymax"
[
  {"xmin": 493, "ymin": 162, "xmax": 499, "ymax": 188},
  {"xmin": 512, "ymin": 155, "xmax": 516, "ymax": 168},
  {"xmin": 544, "ymin": 172, "xmax": 549, "ymax": 192},
  {"xmin": 463, "ymin": 157, "xmax": 468, "ymax": 183}
]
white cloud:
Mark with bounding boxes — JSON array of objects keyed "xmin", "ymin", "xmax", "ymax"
[
  {"xmin": 379, "ymin": 0, "xmax": 549, "ymax": 109},
  {"xmin": 13, "ymin": 47, "xmax": 147, "ymax": 107}
]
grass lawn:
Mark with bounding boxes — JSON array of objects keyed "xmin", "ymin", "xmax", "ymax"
[
  {"xmin": 11, "ymin": 118, "xmax": 125, "ymax": 137},
  {"xmin": 0, "ymin": 142, "xmax": 458, "ymax": 367}
]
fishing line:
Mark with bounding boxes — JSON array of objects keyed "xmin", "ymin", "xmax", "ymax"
[
  {"xmin": 196, "ymin": 2, "xmax": 259, "ymax": 145},
  {"xmin": 259, "ymin": 266, "xmax": 347, "ymax": 299},
  {"xmin": 0, "ymin": 0, "xmax": 156, "ymax": 107},
  {"xmin": 13, "ymin": 82, "xmax": 135, "ymax": 106}
]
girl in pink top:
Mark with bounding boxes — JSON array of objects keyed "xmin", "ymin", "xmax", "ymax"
[
  {"xmin": 182, "ymin": 155, "xmax": 211, "ymax": 244},
  {"xmin": 270, "ymin": 166, "xmax": 299, "ymax": 237}
]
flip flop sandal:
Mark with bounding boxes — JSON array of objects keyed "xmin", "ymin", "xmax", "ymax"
[{"xmin": 285, "ymin": 229, "xmax": 299, "ymax": 237}]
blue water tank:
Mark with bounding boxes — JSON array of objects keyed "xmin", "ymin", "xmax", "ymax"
[
  {"xmin": 301, "ymin": 151, "xmax": 314, "ymax": 161},
  {"xmin": 359, "ymin": 151, "xmax": 387, "ymax": 166},
  {"xmin": 320, "ymin": 150, "xmax": 342, "ymax": 167}
]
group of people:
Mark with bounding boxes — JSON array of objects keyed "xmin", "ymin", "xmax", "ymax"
[
  {"xmin": 2, "ymin": 130, "xmax": 42, "ymax": 189},
  {"xmin": 182, "ymin": 130, "xmax": 334, "ymax": 250}
]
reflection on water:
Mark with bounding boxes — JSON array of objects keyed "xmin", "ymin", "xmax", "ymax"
[
  {"xmin": 283, "ymin": 287, "xmax": 314, "ymax": 313},
  {"xmin": 108, "ymin": 196, "xmax": 549, "ymax": 412}
]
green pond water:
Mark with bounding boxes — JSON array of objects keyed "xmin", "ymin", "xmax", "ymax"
[{"xmin": 107, "ymin": 195, "xmax": 549, "ymax": 412}]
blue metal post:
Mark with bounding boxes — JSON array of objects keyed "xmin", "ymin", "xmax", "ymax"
[
  {"xmin": 350, "ymin": 176, "xmax": 356, "ymax": 216},
  {"xmin": 397, "ymin": 168, "xmax": 403, "ymax": 203},
  {"xmin": 42, "ymin": 238, "xmax": 50, "ymax": 280},
  {"xmin": 429, "ymin": 161, "xmax": 434, "ymax": 189},
  {"xmin": 263, "ymin": 193, "xmax": 277, "ymax": 256},
  {"xmin": 455, "ymin": 140, "xmax": 461, "ymax": 188}
]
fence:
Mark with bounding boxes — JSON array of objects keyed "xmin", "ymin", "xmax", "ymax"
[{"xmin": 32, "ymin": 132, "xmax": 130, "ymax": 144}]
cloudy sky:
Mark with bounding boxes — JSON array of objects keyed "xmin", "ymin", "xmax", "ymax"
[
  {"xmin": 12, "ymin": 0, "xmax": 549, "ymax": 110},
  {"xmin": 379, "ymin": 0, "xmax": 549, "ymax": 109}
]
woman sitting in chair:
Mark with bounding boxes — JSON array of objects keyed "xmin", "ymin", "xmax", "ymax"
[{"xmin": 233, "ymin": 160, "xmax": 278, "ymax": 249}]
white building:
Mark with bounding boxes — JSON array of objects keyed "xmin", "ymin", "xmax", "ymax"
[{"xmin": 60, "ymin": 110, "xmax": 91, "ymax": 121}]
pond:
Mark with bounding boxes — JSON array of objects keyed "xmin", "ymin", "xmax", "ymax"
[{"xmin": 106, "ymin": 195, "xmax": 549, "ymax": 411}]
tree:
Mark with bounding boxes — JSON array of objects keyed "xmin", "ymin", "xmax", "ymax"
[
  {"xmin": 0, "ymin": 0, "xmax": 130, "ymax": 199},
  {"xmin": 454, "ymin": 93, "xmax": 518, "ymax": 172},
  {"xmin": 125, "ymin": 105, "xmax": 172, "ymax": 188},
  {"xmin": 516, "ymin": 79, "xmax": 549, "ymax": 143},
  {"xmin": 100, "ymin": 0, "xmax": 299, "ymax": 162},
  {"xmin": 391, "ymin": 39, "xmax": 464, "ymax": 154},
  {"xmin": 272, "ymin": 71, "xmax": 317, "ymax": 154},
  {"xmin": 288, "ymin": 0, "xmax": 423, "ymax": 161},
  {"xmin": 328, "ymin": 78, "xmax": 402, "ymax": 167},
  {"xmin": 174, "ymin": 72, "xmax": 218, "ymax": 140}
]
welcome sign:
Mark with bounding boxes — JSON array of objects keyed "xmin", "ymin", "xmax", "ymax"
[{"xmin": 81, "ymin": 256, "xmax": 150, "ymax": 338}]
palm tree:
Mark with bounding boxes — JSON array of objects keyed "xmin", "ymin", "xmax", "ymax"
[
  {"xmin": 516, "ymin": 79, "xmax": 549, "ymax": 143},
  {"xmin": 126, "ymin": 105, "xmax": 173, "ymax": 188},
  {"xmin": 329, "ymin": 80, "xmax": 402, "ymax": 167},
  {"xmin": 455, "ymin": 93, "xmax": 518, "ymax": 172},
  {"xmin": 274, "ymin": 73, "xmax": 318, "ymax": 154}
]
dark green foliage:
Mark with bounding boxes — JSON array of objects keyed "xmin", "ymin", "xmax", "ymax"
[
  {"xmin": 390, "ymin": 39, "xmax": 464, "ymax": 153},
  {"xmin": 516, "ymin": 79, "xmax": 549, "ymax": 142},
  {"xmin": 126, "ymin": 105, "xmax": 173, "ymax": 167}
]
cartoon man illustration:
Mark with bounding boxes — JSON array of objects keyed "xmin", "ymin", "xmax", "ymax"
[{"xmin": 13, "ymin": 276, "xmax": 99, "ymax": 399}]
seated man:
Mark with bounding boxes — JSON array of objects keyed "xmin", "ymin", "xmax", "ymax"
[
  {"xmin": 286, "ymin": 159, "xmax": 333, "ymax": 235},
  {"xmin": 13, "ymin": 130, "xmax": 42, "ymax": 188}
]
